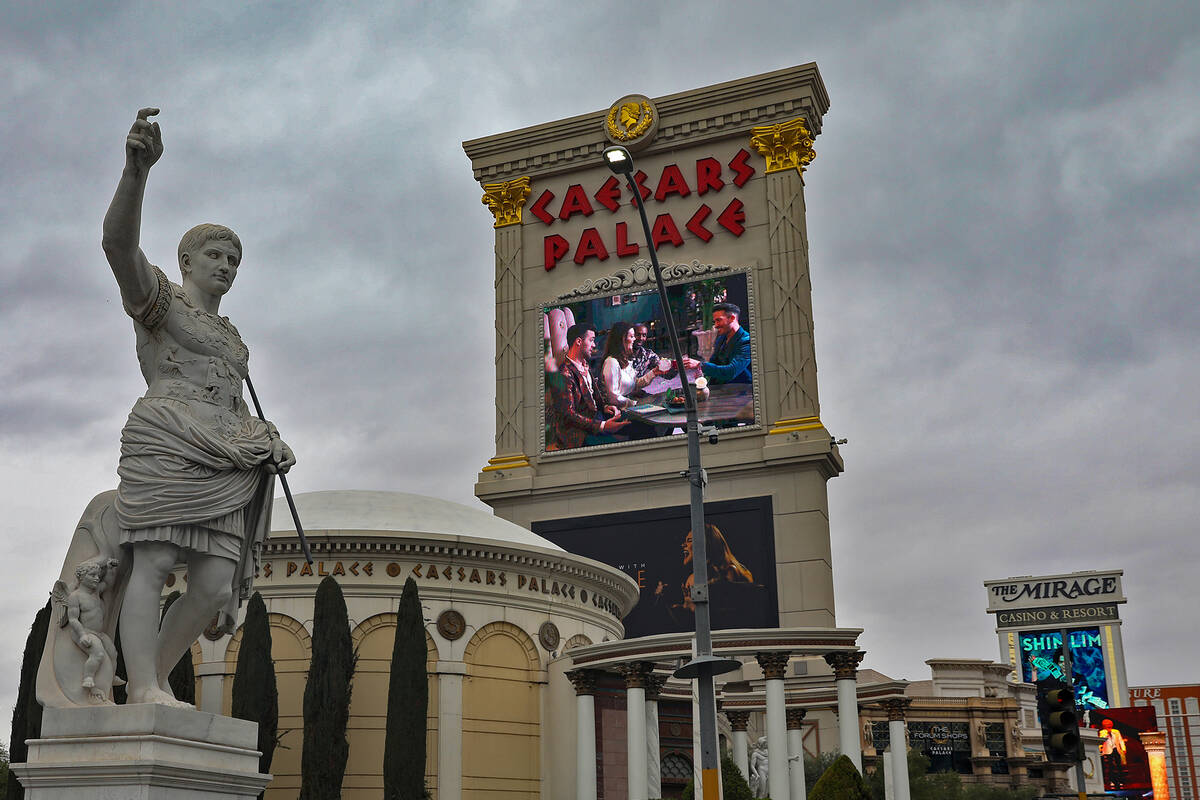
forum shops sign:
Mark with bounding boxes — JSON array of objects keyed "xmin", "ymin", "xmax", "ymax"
[{"xmin": 985, "ymin": 570, "xmax": 1125, "ymax": 631}]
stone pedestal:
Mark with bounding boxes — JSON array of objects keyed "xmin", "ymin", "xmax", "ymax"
[{"xmin": 12, "ymin": 704, "xmax": 270, "ymax": 800}]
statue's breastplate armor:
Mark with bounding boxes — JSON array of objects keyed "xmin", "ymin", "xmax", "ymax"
[{"xmin": 137, "ymin": 280, "xmax": 249, "ymax": 418}]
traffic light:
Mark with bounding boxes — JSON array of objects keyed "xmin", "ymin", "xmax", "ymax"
[{"xmin": 1037, "ymin": 679, "xmax": 1081, "ymax": 762}]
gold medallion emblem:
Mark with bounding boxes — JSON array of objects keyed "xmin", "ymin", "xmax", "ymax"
[{"xmin": 604, "ymin": 93, "xmax": 658, "ymax": 150}]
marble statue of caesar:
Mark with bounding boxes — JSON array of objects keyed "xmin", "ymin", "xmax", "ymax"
[{"xmin": 101, "ymin": 108, "xmax": 296, "ymax": 707}]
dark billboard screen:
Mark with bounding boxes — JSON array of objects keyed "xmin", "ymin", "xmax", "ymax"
[
  {"xmin": 532, "ymin": 496, "xmax": 777, "ymax": 638},
  {"xmin": 1089, "ymin": 706, "xmax": 1157, "ymax": 795},
  {"xmin": 543, "ymin": 270, "xmax": 755, "ymax": 453}
]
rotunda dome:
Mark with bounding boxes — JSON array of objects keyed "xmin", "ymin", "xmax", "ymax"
[{"xmin": 270, "ymin": 489, "xmax": 564, "ymax": 551}]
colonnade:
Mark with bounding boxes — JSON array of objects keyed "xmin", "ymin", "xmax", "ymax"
[{"xmin": 566, "ymin": 649, "xmax": 905, "ymax": 800}]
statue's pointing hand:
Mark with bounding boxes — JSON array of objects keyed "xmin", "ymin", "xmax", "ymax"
[{"xmin": 126, "ymin": 107, "xmax": 163, "ymax": 172}]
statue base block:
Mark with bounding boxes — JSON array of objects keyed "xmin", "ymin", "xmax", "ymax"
[{"xmin": 12, "ymin": 704, "xmax": 271, "ymax": 800}]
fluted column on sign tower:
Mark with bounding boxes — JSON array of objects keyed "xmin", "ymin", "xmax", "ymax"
[
  {"xmin": 480, "ymin": 176, "xmax": 532, "ymax": 472},
  {"xmin": 748, "ymin": 118, "xmax": 822, "ymax": 430}
]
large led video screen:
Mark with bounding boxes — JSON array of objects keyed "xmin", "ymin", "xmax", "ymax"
[
  {"xmin": 542, "ymin": 270, "xmax": 755, "ymax": 453},
  {"xmin": 1019, "ymin": 627, "xmax": 1110, "ymax": 712},
  {"xmin": 1089, "ymin": 706, "xmax": 1157, "ymax": 796},
  {"xmin": 532, "ymin": 496, "xmax": 777, "ymax": 638}
]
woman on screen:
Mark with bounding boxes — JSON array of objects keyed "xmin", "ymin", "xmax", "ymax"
[
  {"xmin": 678, "ymin": 523, "xmax": 755, "ymax": 611},
  {"xmin": 600, "ymin": 321, "xmax": 659, "ymax": 408}
]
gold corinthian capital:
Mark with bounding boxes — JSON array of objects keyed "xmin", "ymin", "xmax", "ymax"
[
  {"xmin": 749, "ymin": 117, "xmax": 816, "ymax": 175},
  {"xmin": 481, "ymin": 176, "xmax": 532, "ymax": 228}
]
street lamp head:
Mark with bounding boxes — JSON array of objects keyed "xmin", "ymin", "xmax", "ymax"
[{"xmin": 603, "ymin": 145, "xmax": 634, "ymax": 175}]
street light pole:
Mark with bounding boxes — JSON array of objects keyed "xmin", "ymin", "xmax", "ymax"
[{"xmin": 603, "ymin": 145, "xmax": 739, "ymax": 799}]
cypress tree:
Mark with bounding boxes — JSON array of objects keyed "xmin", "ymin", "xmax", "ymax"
[
  {"xmin": 383, "ymin": 578, "xmax": 428, "ymax": 800},
  {"xmin": 159, "ymin": 591, "xmax": 195, "ymax": 705},
  {"xmin": 231, "ymin": 592, "xmax": 278, "ymax": 794},
  {"xmin": 299, "ymin": 577, "xmax": 355, "ymax": 800},
  {"xmin": 8, "ymin": 601, "xmax": 51, "ymax": 800}
]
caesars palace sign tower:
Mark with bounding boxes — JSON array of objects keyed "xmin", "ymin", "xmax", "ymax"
[{"xmin": 464, "ymin": 65, "xmax": 841, "ymax": 634}]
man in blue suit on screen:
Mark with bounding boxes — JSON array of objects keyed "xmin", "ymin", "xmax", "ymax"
[{"xmin": 682, "ymin": 302, "xmax": 752, "ymax": 384}]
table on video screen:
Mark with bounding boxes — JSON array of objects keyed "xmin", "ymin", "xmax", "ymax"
[{"xmin": 623, "ymin": 383, "xmax": 753, "ymax": 428}]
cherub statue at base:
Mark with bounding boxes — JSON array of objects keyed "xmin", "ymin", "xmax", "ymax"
[{"xmin": 53, "ymin": 557, "xmax": 122, "ymax": 703}]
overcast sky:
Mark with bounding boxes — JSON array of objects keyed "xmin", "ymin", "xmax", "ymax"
[{"xmin": 2, "ymin": 1, "xmax": 1197, "ymax": 738}]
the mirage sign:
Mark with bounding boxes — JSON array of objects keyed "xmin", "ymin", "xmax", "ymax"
[{"xmin": 984, "ymin": 570, "xmax": 1125, "ymax": 613}]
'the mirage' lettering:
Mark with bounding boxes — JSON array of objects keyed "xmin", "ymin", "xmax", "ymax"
[{"xmin": 992, "ymin": 576, "xmax": 1118, "ymax": 603}]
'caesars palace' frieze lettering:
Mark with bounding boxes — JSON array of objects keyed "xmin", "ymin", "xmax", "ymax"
[
  {"xmin": 260, "ymin": 559, "xmax": 620, "ymax": 617},
  {"xmin": 536, "ymin": 151, "xmax": 755, "ymax": 271}
]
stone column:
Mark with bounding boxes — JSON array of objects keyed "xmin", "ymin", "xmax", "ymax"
[
  {"xmin": 621, "ymin": 662, "xmax": 655, "ymax": 800},
  {"xmin": 882, "ymin": 749, "xmax": 895, "ymax": 800},
  {"xmin": 645, "ymin": 673, "xmax": 667, "ymax": 800},
  {"xmin": 567, "ymin": 669, "xmax": 601, "ymax": 800},
  {"xmin": 824, "ymin": 651, "xmax": 865, "ymax": 772},
  {"xmin": 747, "ymin": 118, "xmax": 820, "ymax": 427},
  {"xmin": 881, "ymin": 699, "xmax": 912, "ymax": 800},
  {"xmin": 787, "ymin": 708, "xmax": 807, "ymax": 800},
  {"xmin": 480, "ymin": 177, "xmax": 532, "ymax": 472},
  {"xmin": 757, "ymin": 652, "xmax": 792, "ymax": 800},
  {"xmin": 726, "ymin": 710, "xmax": 752, "ymax": 788},
  {"xmin": 438, "ymin": 662, "xmax": 467, "ymax": 800}
]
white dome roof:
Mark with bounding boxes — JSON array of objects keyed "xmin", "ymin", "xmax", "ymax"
[{"xmin": 270, "ymin": 490, "xmax": 564, "ymax": 552}]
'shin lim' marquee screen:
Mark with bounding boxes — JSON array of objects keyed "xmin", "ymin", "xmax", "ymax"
[
  {"xmin": 542, "ymin": 270, "xmax": 755, "ymax": 453},
  {"xmin": 1018, "ymin": 627, "xmax": 1110, "ymax": 711}
]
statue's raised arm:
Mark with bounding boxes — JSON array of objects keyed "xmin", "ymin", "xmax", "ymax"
[{"xmin": 101, "ymin": 107, "xmax": 163, "ymax": 318}]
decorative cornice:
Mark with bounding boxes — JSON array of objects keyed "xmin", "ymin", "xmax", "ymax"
[
  {"xmin": 825, "ymin": 651, "xmax": 865, "ymax": 680},
  {"xmin": 463, "ymin": 63, "xmax": 829, "ymax": 184},
  {"xmin": 567, "ymin": 628, "xmax": 863, "ymax": 670},
  {"xmin": 757, "ymin": 651, "xmax": 791, "ymax": 680},
  {"xmin": 619, "ymin": 660, "xmax": 656, "ymax": 690},
  {"xmin": 786, "ymin": 708, "xmax": 808, "ymax": 729},
  {"xmin": 481, "ymin": 176, "xmax": 531, "ymax": 228},
  {"xmin": 546, "ymin": 259, "xmax": 733, "ymax": 306},
  {"xmin": 749, "ymin": 117, "xmax": 816, "ymax": 175},
  {"xmin": 726, "ymin": 710, "xmax": 752, "ymax": 732}
]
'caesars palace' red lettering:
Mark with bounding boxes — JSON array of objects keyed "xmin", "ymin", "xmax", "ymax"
[{"xmin": 536, "ymin": 150, "xmax": 756, "ymax": 270}]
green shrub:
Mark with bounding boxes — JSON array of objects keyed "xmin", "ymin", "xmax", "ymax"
[
  {"xmin": 681, "ymin": 753, "xmax": 764, "ymax": 800},
  {"xmin": 809, "ymin": 754, "xmax": 870, "ymax": 800}
]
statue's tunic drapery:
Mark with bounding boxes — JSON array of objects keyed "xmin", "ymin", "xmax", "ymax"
[{"xmin": 115, "ymin": 267, "xmax": 273, "ymax": 625}]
